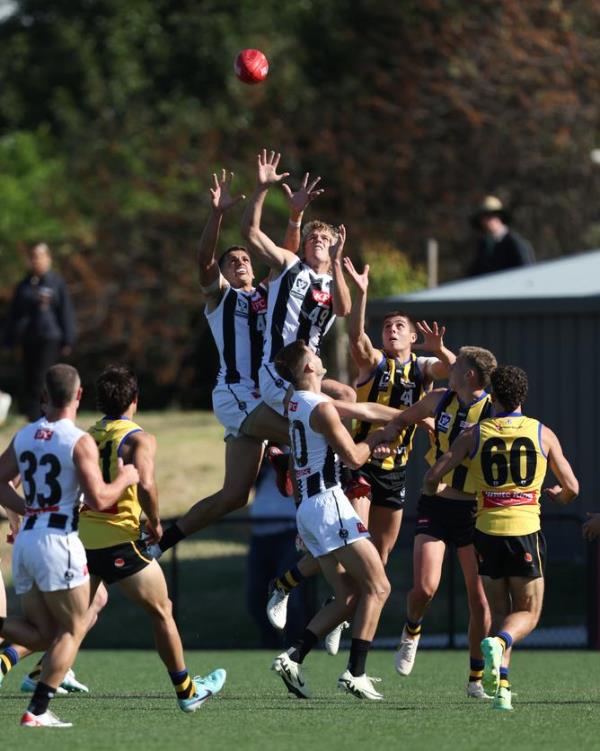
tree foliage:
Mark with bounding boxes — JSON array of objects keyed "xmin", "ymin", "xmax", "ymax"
[{"xmin": 0, "ymin": 0, "xmax": 598, "ymax": 404}]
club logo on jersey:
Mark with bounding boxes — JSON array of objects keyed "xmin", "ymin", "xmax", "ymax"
[
  {"xmin": 437, "ymin": 412, "xmax": 452, "ymax": 432},
  {"xmin": 311, "ymin": 289, "xmax": 332, "ymax": 306},
  {"xmin": 114, "ymin": 558, "xmax": 125, "ymax": 568},
  {"xmin": 34, "ymin": 428, "xmax": 54, "ymax": 441},
  {"xmin": 356, "ymin": 521, "xmax": 368, "ymax": 534}
]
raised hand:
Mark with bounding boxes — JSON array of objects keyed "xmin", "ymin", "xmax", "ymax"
[
  {"xmin": 257, "ymin": 148, "xmax": 290, "ymax": 187},
  {"xmin": 343, "ymin": 257, "xmax": 369, "ymax": 293},
  {"xmin": 210, "ymin": 169, "xmax": 245, "ymax": 214},
  {"xmin": 329, "ymin": 224, "xmax": 346, "ymax": 261},
  {"xmin": 281, "ymin": 172, "xmax": 324, "ymax": 214},
  {"xmin": 413, "ymin": 320, "xmax": 447, "ymax": 353}
]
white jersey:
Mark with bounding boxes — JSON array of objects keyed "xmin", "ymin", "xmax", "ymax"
[
  {"xmin": 205, "ymin": 281, "xmax": 268, "ymax": 390},
  {"xmin": 13, "ymin": 416, "xmax": 86, "ymax": 532},
  {"xmin": 262, "ymin": 258, "xmax": 335, "ymax": 363},
  {"xmin": 288, "ymin": 390, "xmax": 342, "ymax": 504}
]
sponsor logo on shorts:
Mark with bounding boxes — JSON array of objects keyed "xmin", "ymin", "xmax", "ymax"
[
  {"xmin": 34, "ymin": 428, "xmax": 54, "ymax": 441},
  {"xmin": 83, "ymin": 564, "xmax": 89, "ymax": 576},
  {"xmin": 482, "ymin": 491, "xmax": 538, "ymax": 508},
  {"xmin": 524, "ymin": 552, "xmax": 533, "ymax": 563},
  {"xmin": 114, "ymin": 558, "xmax": 125, "ymax": 568},
  {"xmin": 356, "ymin": 522, "xmax": 368, "ymax": 534}
]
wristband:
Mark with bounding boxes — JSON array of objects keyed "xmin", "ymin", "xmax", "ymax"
[{"xmin": 288, "ymin": 218, "xmax": 302, "ymax": 228}]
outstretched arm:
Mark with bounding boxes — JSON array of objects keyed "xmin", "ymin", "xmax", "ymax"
[
  {"xmin": 0, "ymin": 442, "xmax": 25, "ymax": 515},
  {"xmin": 199, "ymin": 170, "xmax": 245, "ymax": 311},
  {"xmin": 241, "ymin": 149, "xmax": 297, "ymax": 273},
  {"xmin": 542, "ymin": 426, "xmax": 579, "ymax": 506},
  {"xmin": 281, "ymin": 172, "xmax": 324, "ymax": 252},
  {"xmin": 422, "ymin": 428, "xmax": 475, "ymax": 495},
  {"xmin": 332, "ymin": 399, "xmax": 398, "ymax": 423},
  {"xmin": 413, "ymin": 321, "xmax": 456, "ymax": 380},
  {"xmin": 329, "ymin": 225, "xmax": 351, "ymax": 317},
  {"xmin": 343, "ymin": 258, "xmax": 381, "ymax": 373}
]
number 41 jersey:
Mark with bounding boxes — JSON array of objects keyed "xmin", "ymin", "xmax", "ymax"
[
  {"xmin": 79, "ymin": 417, "xmax": 143, "ymax": 549},
  {"xmin": 14, "ymin": 416, "xmax": 87, "ymax": 530},
  {"xmin": 469, "ymin": 413, "xmax": 548, "ymax": 537}
]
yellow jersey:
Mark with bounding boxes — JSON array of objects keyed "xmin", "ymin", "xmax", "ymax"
[
  {"xmin": 354, "ymin": 353, "xmax": 429, "ymax": 471},
  {"xmin": 469, "ymin": 413, "xmax": 547, "ymax": 536},
  {"xmin": 79, "ymin": 417, "xmax": 143, "ymax": 549},
  {"xmin": 426, "ymin": 389, "xmax": 493, "ymax": 493}
]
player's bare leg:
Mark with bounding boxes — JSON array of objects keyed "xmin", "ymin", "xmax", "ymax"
[
  {"xmin": 396, "ymin": 535, "xmax": 445, "ymax": 675},
  {"xmin": 457, "ymin": 544, "xmax": 491, "ymax": 697},
  {"xmin": 367, "ymin": 506, "xmax": 403, "ymax": 566}
]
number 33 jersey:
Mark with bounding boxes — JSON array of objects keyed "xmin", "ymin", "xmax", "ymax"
[
  {"xmin": 469, "ymin": 413, "xmax": 548, "ymax": 536},
  {"xmin": 14, "ymin": 417, "xmax": 87, "ymax": 528},
  {"xmin": 79, "ymin": 417, "xmax": 143, "ymax": 549}
]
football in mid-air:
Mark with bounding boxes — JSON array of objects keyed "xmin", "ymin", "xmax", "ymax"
[{"xmin": 234, "ymin": 49, "xmax": 269, "ymax": 84}]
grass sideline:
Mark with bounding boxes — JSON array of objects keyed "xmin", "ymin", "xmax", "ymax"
[{"xmin": 1, "ymin": 650, "xmax": 599, "ymax": 750}]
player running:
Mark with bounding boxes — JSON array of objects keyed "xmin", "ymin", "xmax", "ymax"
[
  {"xmin": 0, "ymin": 364, "xmax": 139, "ymax": 727},
  {"xmin": 423, "ymin": 365, "xmax": 579, "ymax": 711}
]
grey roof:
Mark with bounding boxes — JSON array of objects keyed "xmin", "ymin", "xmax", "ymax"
[{"xmin": 381, "ymin": 248, "xmax": 600, "ymax": 303}]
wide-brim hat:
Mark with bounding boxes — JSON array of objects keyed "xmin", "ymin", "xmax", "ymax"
[{"xmin": 470, "ymin": 195, "xmax": 511, "ymax": 229}]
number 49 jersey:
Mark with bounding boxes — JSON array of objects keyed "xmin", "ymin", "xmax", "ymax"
[
  {"xmin": 469, "ymin": 413, "xmax": 548, "ymax": 537},
  {"xmin": 13, "ymin": 417, "xmax": 87, "ymax": 529},
  {"xmin": 79, "ymin": 417, "xmax": 143, "ymax": 549}
]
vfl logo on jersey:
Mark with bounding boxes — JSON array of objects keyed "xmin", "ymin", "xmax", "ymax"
[
  {"xmin": 311, "ymin": 289, "xmax": 332, "ymax": 306},
  {"xmin": 290, "ymin": 276, "xmax": 310, "ymax": 301},
  {"xmin": 437, "ymin": 412, "xmax": 452, "ymax": 433},
  {"xmin": 34, "ymin": 428, "xmax": 54, "ymax": 441},
  {"xmin": 235, "ymin": 297, "xmax": 249, "ymax": 317},
  {"xmin": 378, "ymin": 370, "xmax": 391, "ymax": 392}
]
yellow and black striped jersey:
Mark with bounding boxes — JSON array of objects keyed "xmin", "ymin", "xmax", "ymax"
[
  {"xmin": 469, "ymin": 413, "xmax": 548, "ymax": 536},
  {"xmin": 79, "ymin": 417, "xmax": 143, "ymax": 549},
  {"xmin": 353, "ymin": 353, "xmax": 430, "ymax": 471},
  {"xmin": 426, "ymin": 389, "xmax": 493, "ymax": 493}
]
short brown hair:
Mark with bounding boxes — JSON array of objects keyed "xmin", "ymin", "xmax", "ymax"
[
  {"xmin": 458, "ymin": 346, "xmax": 497, "ymax": 388},
  {"xmin": 45, "ymin": 364, "xmax": 80, "ymax": 408},
  {"xmin": 218, "ymin": 246, "xmax": 249, "ymax": 270},
  {"xmin": 274, "ymin": 340, "xmax": 309, "ymax": 387},
  {"xmin": 490, "ymin": 365, "xmax": 528, "ymax": 411},
  {"xmin": 382, "ymin": 310, "xmax": 416, "ymax": 333},
  {"xmin": 96, "ymin": 365, "xmax": 138, "ymax": 416}
]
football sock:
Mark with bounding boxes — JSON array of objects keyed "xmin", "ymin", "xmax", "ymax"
[
  {"xmin": 27, "ymin": 681, "xmax": 56, "ymax": 716},
  {"xmin": 28, "ymin": 658, "xmax": 43, "ymax": 681},
  {"xmin": 274, "ymin": 566, "xmax": 305, "ymax": 594},
  {"xmin": 158, "ymin": 523, "xmax": 185, "ymax": 553},
  {"xmin": 348, "ymin": 638, "xmax": 371, "ymax": 677},
  {"xmin": 469, "ymin": 657, "xmax": 485, "ymax": 683},
  {"xmin": 0, "ymin": 645, "xmax": 19, "ymax": 675},
  {"xmin": 169, "ymin": 668, "xmax": 196, "ymax": 700},
  {"xmin": 405, "ymin": 618, "xmax": 422, "ymax": 637},
  {"xmin": 499, "ymin": 666, "xmax": 510, "ymax": 689},
  {"xmin": 289, "ymin": 628, "xmax": 319, "ymax": 664},
  {"xmin": 497, "ymin": 631, "xmax": 513, "ymax": 652}
]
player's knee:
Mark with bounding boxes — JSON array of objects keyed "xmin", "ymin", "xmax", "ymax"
[{"xmin": 412, "ymin": 582, "xmax": 436, "ymax": 604}]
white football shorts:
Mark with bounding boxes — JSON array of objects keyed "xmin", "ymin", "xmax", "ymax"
[
  {"xmin": 212, "ymin": 383, "xmax": 263, "ymax": 440},
  {"xmin": 258, "ymin": 363, "xmax": 291, "ymax": 417},
  {"xmin": 12, "ymin": 530, "xmax": 89, "ymax": 595},
  {"xmin": 296, "ymin": 487, "xmax": 370, "ymax": 558}
]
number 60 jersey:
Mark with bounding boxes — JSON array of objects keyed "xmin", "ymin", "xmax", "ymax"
[{"xmin": 14, "ymin": 417, "xmax": 87, "ymax": 530}]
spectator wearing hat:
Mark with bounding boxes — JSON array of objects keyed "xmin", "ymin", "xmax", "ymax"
[{"xmin": 467, "ymin": 196, "xmax": 535, "ymax": 277}]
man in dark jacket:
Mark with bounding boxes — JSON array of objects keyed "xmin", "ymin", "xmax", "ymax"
[
  {"xmin": 467, "ymin": 196, "xmax": 535, "ymax": 277},
  {"xmin": 4, "ymin": 243, "xmax": 76, "ymax": 420}
]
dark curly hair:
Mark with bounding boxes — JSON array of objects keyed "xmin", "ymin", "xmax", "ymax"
[
  {"xmin": 96, "ymin": 365, "xmax": 138, "ymax": 416},
  {"xmin": 490, "ymin": 365, "xmax": 528, "ymax": 412}
]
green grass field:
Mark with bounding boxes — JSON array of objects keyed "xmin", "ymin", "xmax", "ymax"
[{"xmin": 1, "ymin": 650, "xmax": 600, "ymax": 750}]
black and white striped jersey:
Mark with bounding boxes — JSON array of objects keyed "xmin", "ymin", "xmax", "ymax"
[
  {"xmin": 287, "ymin": 390, "xmax": 342, "ymax": 503},
  {"xmin": 204, "ymin": 282, "xmax": 268, "ymax": 390},
  {"xmin": 262, "ymin": 258, "xmax": 335, "ymax": 363}
]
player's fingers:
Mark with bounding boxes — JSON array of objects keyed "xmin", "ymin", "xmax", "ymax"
[
  {"xmin": 301, "ymin": 172, "xmax": 309, "ymax": 187},
  {"xmin": 281, "ymin": 183, "xmax": 293, "ymax": 198},
  {"xmin": 269, "ymin": 150, "xmax": 276, "ymax": 164},
  {"xmin": 307, "ymin": 175, "xmax": 321, "ymax": 191},
  {"xmin": 232, "ymin": 193, "xmax": 246, "ymax": 205}
]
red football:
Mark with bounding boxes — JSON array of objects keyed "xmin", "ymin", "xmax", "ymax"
[{"xmin": 234, "ymin": 49, "xmax": 269, "ymax": 84}]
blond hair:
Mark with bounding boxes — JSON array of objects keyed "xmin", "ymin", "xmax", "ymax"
[{"xmin": 458, "ymin": 346, "xmax": 497, "ymax": 388}]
